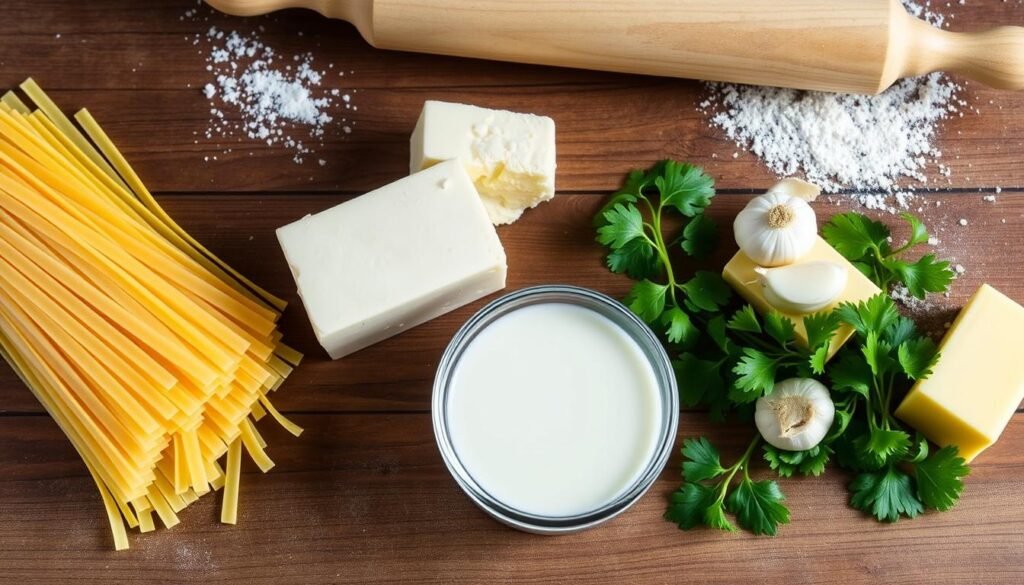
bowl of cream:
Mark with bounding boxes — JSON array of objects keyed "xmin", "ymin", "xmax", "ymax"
[{"xmin": 432, "ymin": 285, "xmax": 678, "ymax": 533}]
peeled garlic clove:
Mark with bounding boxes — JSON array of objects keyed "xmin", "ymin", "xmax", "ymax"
[
  {"xmin": 733, "ymin": 190, "xmax": 818, "ymax": 267},
  {"xmin": 756, "ymin": 261, "xmax": 847, "ymax": 314},
  {"xmin": 767, "ymin": 178, "xmax": 821, "ymax": 202},
  {"xmin": 755, "ymin": 378, "xmax": 835, "ymax": 451}
]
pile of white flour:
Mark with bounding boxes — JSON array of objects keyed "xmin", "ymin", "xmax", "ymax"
[
  {"xmin": 699, "ymin": 1, "xmax": 971, "ymax": 201},
  {"xmin": 185, "ymin": 5, "xmax": 357, "ymax": 165}
]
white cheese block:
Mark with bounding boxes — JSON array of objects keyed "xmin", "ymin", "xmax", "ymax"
[
  {"xmin": 276, "ymin": 159, "xmax": 508, "ymax": 359},
  {"xmin": 410, "ymin": 100, "xmax": 556, "ymax": 226}
]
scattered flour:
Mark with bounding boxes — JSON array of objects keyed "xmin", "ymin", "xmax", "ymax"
[
  {"xmin": 698, "ymin": 1, "xmax": 976, "ymax": 208},
  {"xmin": 891, "ymin": 285, "xmax": 935, "ymax": 314},
  {"xmin": 185, "ymin": 5, "xmax": 358, "ymax": 165}
]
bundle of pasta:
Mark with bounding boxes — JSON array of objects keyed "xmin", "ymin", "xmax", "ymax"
[{"xmin": 0, "ymin": 79, "xmax": 302, "ymax": 550}]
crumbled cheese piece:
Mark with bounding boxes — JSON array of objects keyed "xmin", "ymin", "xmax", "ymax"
[{"xmin": 410, "ymin": 101, "xmax": 556, "ymax": 225}]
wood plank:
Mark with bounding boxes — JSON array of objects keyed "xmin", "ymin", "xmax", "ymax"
[
  {"xmin": 0, "ymin": 412, "xmax": 1021, "ymax": 584},
  {"xmin": 0, "ymin": 193, "xmax": 1021, "ymax": 414},
  {"xmin": 0, "ymin": 1, "xmax": 1022, "ymax": 192},
  {"xmin": 0, "ymin": 194, "xmax": 1019, "ymax": 413}
]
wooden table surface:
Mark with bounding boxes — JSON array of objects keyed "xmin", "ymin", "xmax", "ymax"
[{"xmin": 1, "ymin": 1, "xmax": 1023, "ymax": 583}]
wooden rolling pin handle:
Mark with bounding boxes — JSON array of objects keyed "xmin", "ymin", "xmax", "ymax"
[{"xmin": 899, "ymin": 16, "xmax": 1024, "ymax": 90}]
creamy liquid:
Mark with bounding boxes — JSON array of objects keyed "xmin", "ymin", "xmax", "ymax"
[{"xmin": 446, "ymin": 302, "xmax": 662, "ymax": 517}]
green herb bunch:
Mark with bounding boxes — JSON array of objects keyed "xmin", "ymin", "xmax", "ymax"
[{"xmin": 595, "ymin": 161, "xmax": 968, "ymax": 536}]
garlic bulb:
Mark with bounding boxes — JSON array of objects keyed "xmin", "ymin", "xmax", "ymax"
[
  {"xmin": 755, "ymin": 378, "xmax": 835, "ymax": 451},
  {"xmin": 755, "ymin": 261, "xmax": 848, "ymax": 314},
  {"xmin": 733, "ymin": 181, "xmax": 819, "ymax": 267}
]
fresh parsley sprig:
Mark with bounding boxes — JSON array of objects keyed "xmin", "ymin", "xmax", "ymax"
[
  {"xmin": 822, "ymin": 212, "xmax": 955, "ymax": 298},
  {"xmin": 596, "ymin": 161, "xmax": 727, "ymax": 345},
  {"xmin": 595, "ymin": 162, "xmax": 967, "ymax": 537},
  {"xmin": 830, "ymin": 293, "xmax": 970, "ymax": 521},
  {"xmin": 666, "ymin": 436, "xmax": 790, "ymax": 536}
]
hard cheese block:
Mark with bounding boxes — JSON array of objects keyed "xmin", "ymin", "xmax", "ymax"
[
  {"xmin": 410, "ymin": 100, "xmax": 556, "ymax": 225},
  {"xmin": 895, "ymin": 284, "xmax": 1024, "ymax": 462},
  {"xmin": 722, "ymin": 236, "xmax": 881, "ymax": 359},
  {"xmin": 277, "ymin": 159, "xmax": 507, "ymax": 359}
]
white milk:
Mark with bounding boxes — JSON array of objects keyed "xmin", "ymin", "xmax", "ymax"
[{"xmin": 446, "ymin": 302, "xmax": 662, "ymax": 517}]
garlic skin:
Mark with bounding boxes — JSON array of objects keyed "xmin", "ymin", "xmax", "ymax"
[
  {"xmin": 755, "ymin": 261, "xmax": 848, "ymax": 314},
  {"xmin": 767, "ymin": 177, "xmax": 822, "ymax": 202},
  {"xmin": 755, "ymin": 378, "xmax": 835, "ymax": 451},
  {"xmin": 733, "ymin": 186, "xmax": 818, "ymax": 267}
]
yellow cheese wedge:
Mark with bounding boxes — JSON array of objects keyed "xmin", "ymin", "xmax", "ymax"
[
  {"xmin": 722, "ymin": 237, "xmax": 882, "ymax": 360},
  {"xmin": 895, "ymin": 284, "xmax": 1024, "ymax": 462}
]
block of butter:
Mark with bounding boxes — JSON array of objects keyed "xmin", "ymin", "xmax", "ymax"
[
  {"xmin": 895, "ymin": 284, "xmax": 1024, "ymax": 462},
  {"xmin": 276, "ymin": 159, "xmax": 507, "ymax": 359},
  {"xmin": 722, "ymin": 237, "xmax": 881, "ymax": 359},
  {"xmin": 410, "ymin": 100, "xmax": 556, "ymax": 226}
]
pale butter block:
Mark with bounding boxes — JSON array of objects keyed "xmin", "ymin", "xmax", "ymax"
[
  {"xmin": 276, "ymin": 159, "xmax": 507, "ymax": 359},
  {"xmin": 895, "ymin": 284, "xmax": 1024, "ymax": 462},
  {"xmin": 410, "ymin": 100, "xmax": 556, "ymax": 225}
]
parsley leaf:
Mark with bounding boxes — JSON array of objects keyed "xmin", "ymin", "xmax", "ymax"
[
  {"xmin": 727, "ymin": 305, "xmax": 762, "ymax": 334},
  {"xmin": 914, "ymin": 446, "xmax": 969, "ymax": 511},
  {"xmin": 822, "ymin": 212, "xmax": 890, "ymax": 259},
  {"xmin": 706, "ymin": 315, "xmax": 732, "ymax": 353},
  {"xmin": 625, "ymin": 280, "xmax": 668, "ymax": 323},
  {"xmin": 763, "ymin": 444, "xmax": 832, "ymax": 478},
  {"xmin": 828, "ymin": 352, "xmax": 872, "ymax": 398},
  {"xmin": 704, "ymin": 500, "xmax": 738, "ymax": 532},
  {"xmin": 606, "ymin": 238, "xmax": 660, "ymax": 279},
  {"xmin": 763, "ymin": 312, "xmax": 796, "ymax": 347},
  {"xmin": 665, "ymin": 482, "xmax": 716, "ymax": 530},
  {"xmin": 661, "ymin": 306, "xmax": 698, "ymax": 346},
  {"xmin": 856, "ymin": 429, "xmax": 911, "ymax": 469},
  {"xmin": 823, "ymin": 211, "xmax": 954, "ymax": 296},
  {"xmin": 681, "ymin": 214, "xmax": 718, "ymax": 259},
  {"xmin": 838, "ymin": 294, "xmax": 900, "ymax": 336},
  {"xmin": 656, "ymin": 161, "xmax": 715, "ymax": 216},
  {"xmin": 900, "ymin": 212, "xmax": 931, "ymax": 249},
  {"xmin": 596, "ymin": 203, "xmax": 646, "ymax": 249},
  {"xmin": 594, "ymin": 170, "xmax": 647, "ymax": 227},
  {"xmin": 731, "ymin": 349, "xmax": 779, "ymax": 400},
  {"xmin": 809, "ymin": 345, "xmax": 830, "ymax": 375},
  {"xmin": 862, "ymin": 331, "xmax": 897, "ymax": 377},
  {"xmin": 883, "ymin": 316, "xmax": 918, "ymax": 347},
  {"xmin": 886, "ymin": 254, "xmax": 955, "ymax": 299},
  {"xmin": 681, "ymin": 271, "xmax": 732, "ymax": 312},
  {"xmin": 897, "ymin": 337, "xmax": 939, "ymax": 380},
  {"xmin": 674, "ymin": 354, "xmax": 723, "ymax": 407},
  {"xmin": 804, "ymin": 311, "xmax": 842, "ymax": 351},
  {"xmin": 726, "ymin": 479, "xmax": 790, "ymax": 536},
  {"xmin": 849, "ymin": 467, "xmax": 923, "ymax": 522},
  {"xmin": 681, "ymin": 437, "xmax": 728, "ymax": 482}
]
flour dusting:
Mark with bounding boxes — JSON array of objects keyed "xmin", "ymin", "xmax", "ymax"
[
  {"xmin": 184, "ymin": 4, "xmax": 358, "ymax": 164},
  {"xmin": 699, "ymin": 1, "xmax": 975, "ymax": 207}
]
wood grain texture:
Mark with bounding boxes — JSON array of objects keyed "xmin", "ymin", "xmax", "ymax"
[
  {"xmin": 1, "ymin": 0, "xmax": 1024, "ymax": 583},
  {"xmin": 0, "ymin": 193, "xmax": 1020, "ymax": 414},
  {"xmin": 0, "ymin": 1, "xmax": 1023, "ymax": 192},
  {"xmin": 1, "ymin": 414, "xmax": 1022, "ymax": 584}
]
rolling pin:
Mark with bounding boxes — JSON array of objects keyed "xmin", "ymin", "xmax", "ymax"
[{"xmin": 204, "ymin": 0, "xmax": 1024, "ymax": 94}]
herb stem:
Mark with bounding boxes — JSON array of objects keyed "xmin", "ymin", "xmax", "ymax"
[{"xmin": 650, "ymin": 204, "xmax": 679, "ymax": 305}]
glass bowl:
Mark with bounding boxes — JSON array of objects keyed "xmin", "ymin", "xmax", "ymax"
[{"xmin": 432, "ymin": 285, "xmax": 679, "ymax": 534}]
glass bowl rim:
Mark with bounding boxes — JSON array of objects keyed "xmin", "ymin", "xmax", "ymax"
[{"xmin": 431, "ymin": 284, "xmax": 680, "ymax": 534}]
